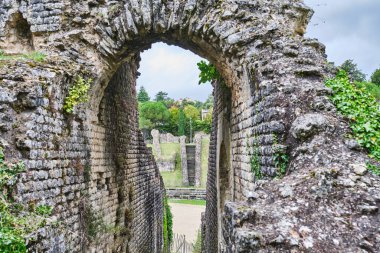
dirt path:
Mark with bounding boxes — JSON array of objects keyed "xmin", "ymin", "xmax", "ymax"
[{"xmin": 169, "ymin": 203, "xmax": 205, "ymax": 243}]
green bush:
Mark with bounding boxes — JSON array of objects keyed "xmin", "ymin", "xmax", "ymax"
[
  {"xmin": 326, "ymin": 70, "xmax": 380, "ymax": 174},
  {"xmin": 0, "ymin": 148, "xmax": 53, "ymax": 252},
  {"xmin": 163, "ymin": 196, "xmax": 173, "ymax": 252},
  {"xmin": 63, "ymin": 76, "xmax": 92, "ymax": 113}
]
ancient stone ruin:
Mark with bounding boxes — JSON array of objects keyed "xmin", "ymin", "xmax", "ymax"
[{"xmin": 0, "ymin": 0, "xmax": 379, "ymax": 252}]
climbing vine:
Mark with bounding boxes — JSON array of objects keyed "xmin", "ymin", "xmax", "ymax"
[
  {"xmin": 197, "ymin": 60, "xmax": 222, "ymax": 84},
  {"xmin": 272, "ymin": 134, "xmax": 289, "ymax": 177},
  {"xmin": 246, "ymin": 134, "xmax": 261, "ymax": 180},
  {"xmin": 0, "ymin": 148, "xmax": 53, "ymax": 253},
  {"xmin": 63, "ymin": 76, "xmax": 92, "ymax": 113},
  {"xmin": 326, "ymin": 70, "xmax": 380, "ymax": 174}
]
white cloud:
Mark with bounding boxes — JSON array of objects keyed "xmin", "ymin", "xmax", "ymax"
[
  {"xmin": 137, "ymin": 42, "xmax": 213, "ymax": 102},
  {"xmin": 137, "ymin": 1, "xmax": 379, "ymax": 98},
  {"xmin": 305, "ymin": 0, "xmax": 380, "ymax": 76}
]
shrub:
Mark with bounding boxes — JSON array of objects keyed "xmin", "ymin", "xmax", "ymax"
[
  {"xmin": 63, "ymin": 76, "xmax": 92, "ymax": 113},
  {"xmin": 0, "ymin": 148, "xmax": 53, "ymax": 252},
  {"xmin": 326, "ymin": 70, "xmax": 380, "ymax": 174}
]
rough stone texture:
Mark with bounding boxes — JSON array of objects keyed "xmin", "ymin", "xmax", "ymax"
[
  {"xmin": 156, "ymin": 158, "xmax": 175, "ymax": 172},
  {"xmin": 166, "ymin": 188, "xmax": 206, "ymax": 200},
  {"xmin": 180, "ymin": 136, "xmax": 189, "ymax": 187},
  {"xmin": 151, "ymin": 129, "xmax": 162, "ymax": 158},
  {"xmin": 194, "ymin": 132, "xmax": 203, "ymax": 187},
  {"xmin": 0, "ymin": 0, "xmax": 379, "ymax": 252},
  {"xmin": 159, "ymin": 132, "xmax": 179, "ymax": 143}
]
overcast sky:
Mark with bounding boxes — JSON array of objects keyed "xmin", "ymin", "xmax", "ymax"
[{"xmin": 137, "ymin": 0, "xmax": 380, "ymax": 102}]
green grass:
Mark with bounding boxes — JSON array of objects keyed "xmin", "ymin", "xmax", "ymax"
[
  {"xmin": 0, "ymin": 51, "xmax": 46, "ymax": 62},
  {"xmin": 168, "ymin": 199, "xmax": 206, "ymax": 206},
  {"xmin": 149, "ymin": 140, "xmax": 209, "ymax": 188},
  {"xmin": 160, "ymin": 143, "xmax": 180, "ymax": 160},
  {"xmin": 161, "ymin": 168, "xmax": 183, "ymax": 188}
]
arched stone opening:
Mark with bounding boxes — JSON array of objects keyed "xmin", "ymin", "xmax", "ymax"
[
  {"xmin": 0, "ymin": 11, "xmax": 33, "ymax": 54},
  {"xmin": 2, "ymin": 1, "xmax": 377, "ymax": 252},
  {"xmin": 86, "ymin": 39, "xmax": 234, "ymax": 251}
]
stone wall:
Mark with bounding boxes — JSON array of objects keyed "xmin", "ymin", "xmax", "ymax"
[
  {"xmin": 0, "ymin": 0, "xmax": 379, "ymax": 252},
  {"xmin": 0, "ymin": 59, "xmax": 164, "ymax": 252},
  {"xmin": 166, "ymin": 188, "xmax": 206, "ymax": 200}
]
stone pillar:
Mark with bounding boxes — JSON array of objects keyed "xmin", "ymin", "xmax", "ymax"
[
  {"xmin": 194, "ymin": 132, "xmax": 202, "ymax": 187},
  {"xmin": 151, "ymin": 129, "xmax": 161, "ymax": 158},
  {"xmin": 180, "ymin": 136, "xmax": 188, "ymax": 186}
]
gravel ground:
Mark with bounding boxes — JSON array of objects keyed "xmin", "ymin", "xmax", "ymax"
[{"xmin": 169, "ymin": 203, "xmax": 206, "ymax": 243}]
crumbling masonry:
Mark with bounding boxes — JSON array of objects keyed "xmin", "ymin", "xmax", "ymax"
[{"xmin": 0, "ymin": 0, "xmax": 379, "ymax": 252}]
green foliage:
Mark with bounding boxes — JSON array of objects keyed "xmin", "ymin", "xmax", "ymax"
[
  {"xmin": 193, "ymin": 120, "xmax": 211, "ymax": 134},
  {"xmin": 273, "ymin": 151, "xmax": 289, "ymax": 177},
  {"xmin": 197, "ymin": 60, "xmax": 221, "ymax": 84},
  {"xmin": 339, "ymin": 59, "xmax": 366, "ymax": 82},
  {"xmin": 273, "ymin": 135, "xmax": 289, "ymax": 177},
  {"xmin": 247, "ymin": 136, "xmax": 261, "ymax": 180},
  {"xmin": 370, "ymin": 68, "xmax": 380, "ymax": 86},
  {"xmin": 139, "ymin": 101, "xmax": 170, "ymax": 131},
  {"xmin": 63, "ymin": 76, "xmax": 92, "ymax": 113},
  {"xmin": 155, "ymin": 91, "xmax": 169, "ymax": 102},
  {"xmin": 326, "ymin": 70, "xmax": 380, "ymax": 173},
  {"xmin": 367, "ymin": 162, "xmax": 380, "ymax": 175},
  {"xmin": 137, "ymin": 86, "xmax": 150, "ymax": 102},
  {"xmin": 0, "ymin": 51, "xmax": 46, "ymax": 62},
  {"xmin": 35, "ymin": 205, "xmax": 53, "ymax": 217},
  {"xmin": 0, "ymin": 148, "xmax": 52, "ymax": 253},
  {"xmin": 163, "ymin": 196, "xmax": 173, "ymax": 251},
  {"xmin": 178, "ymin": 108, "xmax": 186, "ymax": 136},
  {"xmin": 184, "ymin": 105, "xmax": 200, "ymax": 121},
  {"xmin": 355, "ymin": 81, "xmax": 380, "ymax": 102},
  {"xmin": 193, "ymin": 230, "xmax": 202, "ymax": 253}
]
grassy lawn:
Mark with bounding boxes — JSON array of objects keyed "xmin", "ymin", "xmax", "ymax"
[
  {"xmin": 168, "ymin": 199, "xmax": 206, "ymax": 206},
  {"xmin": 148, "ymin": 140, "xmax": 209, "ymax": 188}
]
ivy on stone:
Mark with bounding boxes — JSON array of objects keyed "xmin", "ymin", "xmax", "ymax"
[
  {"xmin": 0, "ymin": 148, "xmax": 53, "ymax": 253},
  {"xmin": 197, "ymin": 60, "xmax": 221, "ymax": 84},
  {"xmin": 326, "ymin": 70, "xmax": 380, "ymax": 174},
  {"xmin": 63, "ymin": 76, "xmax": 92, "ymax": 113}
]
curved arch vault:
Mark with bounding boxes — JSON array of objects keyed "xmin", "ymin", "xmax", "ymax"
[{"xmin": 0, "ymin": 0, "xmax": 379, "ymax": 252}]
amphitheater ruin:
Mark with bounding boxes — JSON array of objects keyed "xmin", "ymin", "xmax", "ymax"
[{"xmin": 0, "ymin": 0, "xmax": 379, "ymax": 252}]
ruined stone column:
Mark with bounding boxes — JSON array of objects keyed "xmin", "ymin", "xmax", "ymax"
[
  {"xmin": 194, "ymin": 132, "xmax": 202, "ymax": 187},
  {"xmin": 180, "ymin": 136, "xmax": 189, "ymax": 186},
  {"xmin": 151, "ymin": 129, "xmax": 161, "ymax": 158}
]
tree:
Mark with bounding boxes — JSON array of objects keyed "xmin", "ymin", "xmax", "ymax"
[
  {"xmin": 203, "ymin": 94, "xmax": 214, "ymax": 109},
  {"xmin": 137, "ymin": 86, "xmax": 150, "ymax": 102},
  {"xmin": 139, "ymin": 102, "xmax": 169, "ymax": 130},
  {"xmin": 155, "ymin": 91, "xmax": 169, "ymax": 102},
  {"xmin": 371, "ymin": 68, "xmax": 380, "ymax": 86},
  {"xmin": 339, "ymin": 60, "xmax": 366, "ymax": 82},
  {"xmin": 178, "ymin": 108, "xmax": 186, "ymax": 136},
  {"xmin": 184, "ymin": 105, "xmax": 200, "ymax": 121}
]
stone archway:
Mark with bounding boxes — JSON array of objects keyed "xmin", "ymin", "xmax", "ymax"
[{"xmin": 0, "ymin": 0, "xmax": 379, "ymax": 252}]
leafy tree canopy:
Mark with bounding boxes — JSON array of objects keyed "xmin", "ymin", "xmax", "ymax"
[
  {"xmin": 371, "ymin": 68, "xmax": 380, "ymax": 86},
  {"xmin": 184, "ymin": 105, "xmax": 200, "ymax": 121},
  {"xmin": 139, "ymin": 101, "xmax": 169, "ymax": 127},
  {"xmin": 339, "ymin": 60, "xmax": 366, "ymax": 82},
  {"xmin": 155, "ymin": 91, "xmax": 169, "ymax": 102},
  {"xmin": 137, "ymin": 86, "xmax": 150, "ymax": 102}
]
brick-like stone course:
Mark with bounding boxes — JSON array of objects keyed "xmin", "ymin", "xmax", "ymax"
[
  {"xmin": 0, "ymin": 0, "xmax": 379, "ymax": 252},
  {"xmin": 166, "ymin": 188, "xmax": 206, "ymax": 200}
]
